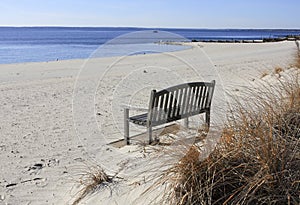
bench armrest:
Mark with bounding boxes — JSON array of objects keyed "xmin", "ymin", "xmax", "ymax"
[{"xmin": 122, "ymin": 104, "xmax": 148, "ymax": 112}]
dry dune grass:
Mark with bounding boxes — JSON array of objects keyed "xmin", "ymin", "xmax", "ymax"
[
  {"xmin": 296, "ymin": 53, "xmax": 300, "ymax": 69},
  {"xmin": 260, "ymin": 71, "xmax": 269, "ymax": 79},
  {"xmin": 159, "ymin": 124, "xmax": 182, "ymax": 136},
  {"xmin": 274, "ymin": 66, "xmax": 284, "ymax": 77},
  {"xmin": 296, "ymin": 56, "xmax": 300, "ymax": 69},
  {"xmin": 71, "ymin": 165, "xmax": 115, "ymax": 205},
  {"xmin": 157, "ymin": 73, "xmax": 300, "ymax": 204}
]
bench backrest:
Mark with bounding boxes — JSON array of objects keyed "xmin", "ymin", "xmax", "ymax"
[{"xmin": 147, "ymin": 80, "xmax": 215, "ymax": 126}]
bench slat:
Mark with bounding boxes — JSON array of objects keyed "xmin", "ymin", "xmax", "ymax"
[
  {"xmin": 185, "ymin": 86, "xmax": 192, "ymax": 115},
  {"xmin": 193, "ymin": 85, "xmax": 200, "ymax": 112},
  {"xmin": 189, "ymin": 86, "xmax": 196, "ymax": 113},
  {"xmin": 129, "ymin": 113, "xmax": 148, "ymax": 125},
  {"xmin": 177, "ymin": 88, "xmax": 183, "ymax": 117},
  {"xmin": 201, "ymin": 86, "xmax": 207, "ymax": 109},
  {"xmin": 172, "ymin": 89, "xmax": 179, "ymax": 118},
  {"xmin": 181, "ymin": 87, "xmax": 188, "ymax": 116},
  {"xmin": 163, "ymin": 92, "xmax": 169, "ymax": 121},
  {"xmin": 167, "ymin": 90, "xmax": 174, "ymax": 119},
  {"xmin": 158, "ymin": 94, "xmax": 165, "ymax": 122}
]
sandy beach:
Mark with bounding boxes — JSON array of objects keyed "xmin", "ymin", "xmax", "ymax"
[{"xmin": 0, "ymin": 41, "xmax": 298, "ymax": 204}]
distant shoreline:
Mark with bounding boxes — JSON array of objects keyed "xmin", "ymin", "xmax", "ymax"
[
  {"xmin": 0, "ymin": 27, "xmax": 299, "ymax": 64},
  {"xmin": 190, "ymin": 37, "xmax": 300, "ymax": 43}
]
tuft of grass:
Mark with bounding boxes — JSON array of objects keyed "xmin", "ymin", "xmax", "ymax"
[
  {"xmin": 72, "ymin": 165, "xmax": 115, "ymax": 205},
  {"xmin": 157, "ymin": 71, "xmax": 300, "ymax": 204},
  {"xmin": 274, "ymin": 67, "xmax": 284, "ymax": 77},
  {"xmin": 260, "ymin": 71, "xmax": 269, "ymax": 79}
]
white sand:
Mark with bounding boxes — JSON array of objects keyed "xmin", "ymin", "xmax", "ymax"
[{"xmin": 0, "ymin": 41, "xmax": 297, "ymax": 204}]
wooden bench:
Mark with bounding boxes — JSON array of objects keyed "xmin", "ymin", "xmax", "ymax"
[{"xmin": 124, "ymin": 80, "xmax": 216, "ymax": 145}]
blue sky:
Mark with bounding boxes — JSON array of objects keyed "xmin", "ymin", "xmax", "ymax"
[{"xmin": 1, "ymin": 0, "xmax": 299, "ymax": 28}]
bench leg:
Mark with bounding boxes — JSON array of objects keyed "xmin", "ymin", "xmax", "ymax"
[
  {"xmin": 148, "ymin": 126, "xmax": 153, "ymax": 144},
  {"xmin": 124, "ymin": 108, "xmax": 130, "ymax": 145},
  {"xmin": 205, "ymin": 110, "xmax": 210, "ymax": 129},
  {"xmin": 184, "ymin": 117, "xmax": 189, "ymax": 128}
]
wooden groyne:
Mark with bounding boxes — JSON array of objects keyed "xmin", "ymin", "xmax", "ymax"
[{"xmin": 191, "ymin": 35, "xmax": 300, "ymax": 43}]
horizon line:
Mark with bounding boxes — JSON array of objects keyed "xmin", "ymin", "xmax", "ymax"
[{"xmin": 0, "ymin": 25, "xmax": 300, "ymax": 30}]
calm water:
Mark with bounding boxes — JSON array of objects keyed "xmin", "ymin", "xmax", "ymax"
[{"xmin": 0, "ymin": 27, "xmax": 300, "ymax": 64}]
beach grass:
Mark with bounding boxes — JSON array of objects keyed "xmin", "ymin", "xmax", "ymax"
[
  {"xmin": 260, "ymin": 71, "xmax": 269, "ymax": 78},
  {"xmin": 71, "ymin": 165, "xmax": 114, "ymax": 205},
  {"xmin": 156, "ymin": 69, "xmax": 300, "ymax": 204},
  {"xmin": 274, "ymin": 66, "xmax": 284, "ymax": 76}
]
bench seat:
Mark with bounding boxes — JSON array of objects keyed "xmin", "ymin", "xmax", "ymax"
[{"xmin": 129, "ymin": 113, "xmax": 148, "ymax": 126}]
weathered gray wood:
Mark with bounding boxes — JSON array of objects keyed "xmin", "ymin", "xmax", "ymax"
[
  {"xmin": 147, "ymin": 90, "xmax": 156, "ymax": 127},
  {"xmin": 158, "ymin": 94, "xmax": 164, "ymax": 121},
  {"xmin": 167, "ymin": 90, "xmax": 174, "ymax": 119},
  {"xmin": 189, "ymin": 86, "xmax": 196, "ymax": 113},
  {"xmin": 148, "ymin": 126, "xmax": 153, "ymax": 144},
  {"xmin": 172, "ymin": 89, "xmax": 179, "ymax": 117},
  {"xmin": 184, "ymin": 117, "xmax": 189, "ymax": 128},
  {"xmin": 206, "ymin": 110, "xmax": 210, "ymax": 127},
  {"xmin": 124, "ymin": 80, "xmax": 216, "ymax": 144},
  {"xmin": 182, "ymin": 87, "xmax": 188, "ymax": 116},
  {"xmin": 152, "ymin": 92, "xmax": 159, "ymax": 122},
  {"xmin": 186, "ymin": 85, "xmax": 192, "ymax": 114},
  {"xmin": 201, "ymin": 86, "xmax": 207, "ymax": 109},
  {"xmin": 124, "ymin": 108, "xmax": 130, "ymax": 145},
  {"xmin": 177, "ymin": 88, "xmax": 183, "ymax": 116}
]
